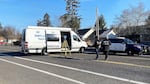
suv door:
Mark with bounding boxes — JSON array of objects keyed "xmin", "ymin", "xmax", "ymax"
[{"xmin": 109, "ymin": 39, "xmax": 126, "ymax": 52}]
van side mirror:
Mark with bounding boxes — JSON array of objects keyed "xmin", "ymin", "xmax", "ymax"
[{"xmin": 78, "ymin": 38, "xmax": 81, "ymax": 42}]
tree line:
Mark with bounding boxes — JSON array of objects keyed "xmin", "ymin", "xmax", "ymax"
[
  {"xmin": 0, "ymin": 1, "xmax": 150, "ymax": 42},
  {"xmin": 0, "ymin": 23, "xmax": 21, "ymax": 42},
  {"xmin": 36, "ymin": 1, "xmax": 150, "ymax": 37},
  {"xmin": 36, "ymin": 0, "xmax": 107, "ymax": 32},
  {"xmin": 112, "ymin": 3, "xmax": 150, "ymax": 37}
]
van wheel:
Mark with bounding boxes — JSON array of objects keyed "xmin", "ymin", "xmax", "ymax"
[
  {"xmin": 80, "ymin": 47, "xmax": 85, "ymax": 53},
  {"xmin": 42, "ymin": 48, "xmax": 48, "ymax": 56}
]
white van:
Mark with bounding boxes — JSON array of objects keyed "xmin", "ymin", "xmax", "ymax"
[{"xmin": 21, "ymin": 26, "xmax": 87, "ymax": 55}]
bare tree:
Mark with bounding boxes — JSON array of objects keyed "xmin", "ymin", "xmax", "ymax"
[
  {"xmin": 145, "ymin": 14, "xmax": 150, "ymax": 25},
  {"xmin": 113, "ymin": 3, "xmax": 150, "ymax": 35},
  {"xmin": 0, "ymin": 22, "xmax": 3, "ymax": 36},
  {"xmin": 130, "ymin": 3, "xmax": 150, "ymax": 26},
  {"xmin": 114, "ymin": 3, "xmax": 150, "ymax": 28},
  {"xmin": 0, "ymin": 22, "xmax": 2, "ymax": 29},
  {"xmin": 2, "ymin": 26, "xmax": 17, "ymax": 41}
]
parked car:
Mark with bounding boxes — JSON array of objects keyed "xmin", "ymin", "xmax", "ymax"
[
  {"xmin": 0, "ymin": 42, "xmax": 6, "ymax": 45},
  {"xmin": 109, "ymin": 37, "xmax": 143, "ymax": 55},
  {"xmin": 13, "ymin": 41, "xmax": 21, "ymax": 46},
  {"xmin": 139, "ymin": 42, "xmax": 150, "ymax": 54}
]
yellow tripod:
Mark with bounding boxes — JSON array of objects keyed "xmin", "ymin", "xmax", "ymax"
[{"xmin": 61, "ymin": 39, "xmax": 71, "ymax": 57}]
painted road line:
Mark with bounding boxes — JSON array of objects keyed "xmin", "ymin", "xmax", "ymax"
[
  {"xmin": 0, "ymin": 48, "xmax": 19, "ymax": 52},
  {"xmin": 96, "ymin": 60, "xmax": 150, "ymax": 69},
  {"xmin": 113, "ymin": 56, "xmax": 150, "ymax": 61},
  {"xmin": 0, "ymin": 58, "xmax": 85, "ymax": 84},
  {"xmin": 15, "ymin": 57, "xmax": 148, "ymax": 84}
]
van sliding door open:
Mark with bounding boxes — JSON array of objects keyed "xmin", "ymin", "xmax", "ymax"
[{"xmin": 61, "ymin": 32, "xmax": 71, "ymax": 50}]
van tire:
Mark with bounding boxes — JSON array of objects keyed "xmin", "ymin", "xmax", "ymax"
[
  {"xmin": 42, "ymin": 48, "xmax": 48, "ymax": 56},
  {"xmin": 80, "ymin": 47, "xmax": 85, "ymax": 53}
]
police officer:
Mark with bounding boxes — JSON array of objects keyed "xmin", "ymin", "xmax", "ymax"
[
  {"xmin": 94, "ymin": 36, "xmax": 101, "ymax": 60},
  {"xmin": 101, "ymin": 37, "xmax": 111, "ymax": 60}
]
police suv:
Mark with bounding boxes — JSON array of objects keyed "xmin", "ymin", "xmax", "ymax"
[{"xmin": 109, "ymin": 37, "xmax": 143, "ymax": 55}]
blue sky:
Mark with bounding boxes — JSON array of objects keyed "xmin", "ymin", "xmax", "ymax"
[{"xmin": 0, "ymin": 0, "xmax": 150, "ymax": 32}]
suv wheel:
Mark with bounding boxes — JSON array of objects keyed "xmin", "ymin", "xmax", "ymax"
[{"xmin": 127, "ymin": 50, "xmax": 134, "ymax": 56}]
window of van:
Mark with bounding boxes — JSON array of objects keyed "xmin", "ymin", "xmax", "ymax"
[
  {"xmin": 73, "ymin": 35, "xmax": 80, "ymax": 42},
  {"xmin": 46, "ymin": 34, "xmax": 59, "ymax": 41}
]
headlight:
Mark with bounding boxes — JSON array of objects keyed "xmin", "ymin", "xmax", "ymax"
[{"xmin": 134, "ymin": 45, "xmax": 141, "ymax": 49}]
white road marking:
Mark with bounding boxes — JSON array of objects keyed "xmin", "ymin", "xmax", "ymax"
[
  {"xmin": 96, "ymin": 60, "xmax": 150, "ymax": 69},
  {"xmin": 0, "ymin": 48, "xmax": 19, "ymax": 52},
  {"xmin": 0, "ymin": 58, "xmax": 85, "ymax": 84},
  {"xmin": 113, "ymin": 56, "xmax": 150, "ymax": 61},
  {"xmin": 15, "ymin": 57, "xmax": 148, "ymax": 84}
]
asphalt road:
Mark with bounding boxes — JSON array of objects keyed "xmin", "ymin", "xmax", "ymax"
[{"xmin": 0, "ymin": 46, "xmax": 150, "ymax": 84}]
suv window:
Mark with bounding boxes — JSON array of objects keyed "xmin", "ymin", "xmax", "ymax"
[
  {"xmin": 109, "ymin": 39, "xmax": 124, "ymax": 43},
  {"xmin": 125, "ymin": 39, "xmax": 134, "ymax": 44}
]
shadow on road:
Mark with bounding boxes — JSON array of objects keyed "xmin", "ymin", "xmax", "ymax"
[
  {"xmin": 0, "ymin": 52, "xmax": 24, "ymax": 56},
  {"xmin": 52, "ymin": 56, "xmax": 80, "ymax": 60}
]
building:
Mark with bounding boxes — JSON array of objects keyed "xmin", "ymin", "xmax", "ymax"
[
  {"xmin": 0, "ymin": 36, "xmax": 6, "ymax": 45},
  {"xmin": 78, "ymin": 28, "xmax": 117, "ymax": 45}
]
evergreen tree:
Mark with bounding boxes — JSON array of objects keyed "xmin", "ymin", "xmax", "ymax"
[
  {"xmin": 60, "ymin": 0, "xmax": 80, "ymax": 31},
  {"xmin": 98, "ymin": 15, "xmax": 107, "ymax": 30},
  {"xmin": 37, "ymin": 13, "xmax": 52, "ymax": 27}
]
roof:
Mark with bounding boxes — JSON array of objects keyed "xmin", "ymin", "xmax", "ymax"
[
  {"xmin": 27, "ymin": 26, "xmax": 72, "ymax": 31},
  {"xmin": 100, "ymin": 28, "xmax": 117, "ymax": 38},
  {"xmin": 77, "ymin": 28, "xmax": 106, "ymax": 35}
]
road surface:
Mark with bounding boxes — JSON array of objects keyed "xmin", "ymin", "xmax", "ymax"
[{"xmin": 0, "ymin": 46, "xmax": 149, "ymax": 84}]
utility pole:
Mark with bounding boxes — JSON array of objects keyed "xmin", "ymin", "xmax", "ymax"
[{"xmin": 96, "ymin": 8, "xmax": 99, "ymax": 40}]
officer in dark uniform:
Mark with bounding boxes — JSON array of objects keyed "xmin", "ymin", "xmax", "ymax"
[
  {"xmin": 101, "ymin": 37, "xmax": 111, "ymax": 60},
  {"xmin": 94, "ymin": 36, "xmax": 101, "ymax": 60}
]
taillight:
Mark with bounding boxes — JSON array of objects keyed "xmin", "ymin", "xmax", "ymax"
[{"xmin": 25, "ymin": 42, "xmax": 28, "ymax": 48}]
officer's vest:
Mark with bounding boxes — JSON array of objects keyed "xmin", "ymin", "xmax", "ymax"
[{"xmin": 102, "ymin": 40, "xmax": 110, "ymax": 46}]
